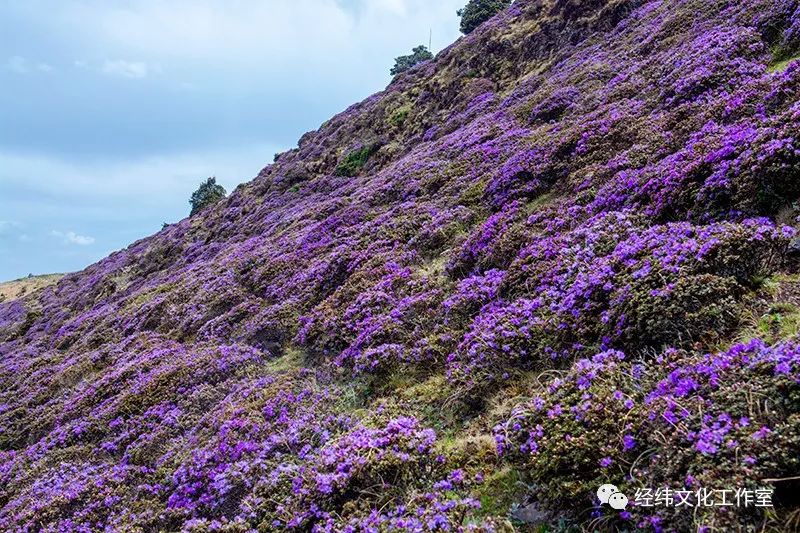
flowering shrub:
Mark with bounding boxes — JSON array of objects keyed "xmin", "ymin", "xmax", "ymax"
[
  {"xmin": 494, "ymin": 350, "xmax": 637, "ymax": 498},
  {"xmin": 327, "ymin": 492, "xmax": 486, "ymax": 532},
  {"xmin": 297, "ymin": 259, "xmax": 447, "ymax": 374},
  {"xmin": 447, "ymin": 201, "xmax": 529, "ymax": 275},
  {"xmin": 257, "ymin": 416, "xmax": 442, "ymax": 529},
  {"xmin": 496, "ymin": 339, "xmax": 800, "ymax": 530},
  {"xmin": 443, "ymin": 269, "xmax": 505, "ymax": 327},
  {"xmin": 528, "ymin": 86, "xmax": 580, "ymax": 124},
  {"xmin": 447, "ymin": 213, "xmax": 793, "ymax": 394}
]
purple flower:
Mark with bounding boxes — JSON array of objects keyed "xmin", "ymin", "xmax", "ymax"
[
  {"xmin": 751, "ymin": 426, "xmax": 772, "ymax": 440},
  {"xmin": 623, "ymin": 435, "xmax": 637, "ymax": 451}
]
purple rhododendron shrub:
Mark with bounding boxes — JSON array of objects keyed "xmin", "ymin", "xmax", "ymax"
[
  {"xmin": 3, "ymin": 0, "xmax": 800, "ymax": 530},
  {"xmin": 495, "ymin": 339, "xmax": 800, "ymax": 530}
]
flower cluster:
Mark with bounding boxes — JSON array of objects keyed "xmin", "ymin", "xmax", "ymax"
[
  {"xmin": 447, "ymin": 212, "xmax": 792, "ymax": 393},
  {"xmin": 495, "ymin": 339, "xmax": 800, "ymax": 530}
]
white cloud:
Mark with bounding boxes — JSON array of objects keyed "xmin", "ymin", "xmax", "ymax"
[
  {"xmin": 44, "ymin": 0, "xmax": 462, "ymax": 78},
  {"xmin": 5, "ymin": 56, "xmax": 53, "ymax": 74},
  {"xmin": 0, "ymin": 142, "xmax": 281, "ymax": 218},
  {"xmin": 0, "ymin": 0, "xmax": 466, "ymax": 280},
  {"xmin": 83, "ymin": 1, "xmax": 352, "ymax": 61},
  {"xmin": 74, "ymin": 58, "xmax": 154, "ymax": 78},
  {"xmin": 102, "ymin": 59, "xmax": 149, "ymax": 79},
  {"xmin": 0, "ymin": 220, "xmax": 22, "ymax": 233},
  {"xmin": 369, "ymin": 0, "xmax": 409, "ymax": 16},
  {"xmin": 50, "ymin": 230, "xmax": 95, "ymax": 246}
]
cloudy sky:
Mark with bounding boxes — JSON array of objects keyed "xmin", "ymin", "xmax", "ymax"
[{"xmin": 0, "ymin": 0, "xmax": 464, "ymax": 281}]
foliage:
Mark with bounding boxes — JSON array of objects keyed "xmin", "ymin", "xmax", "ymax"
[
  {"xmin": 333, "ymin": 143, "xmax": 380, "ymax": 177},
  {"xmin": 495, "ymin": 339, "xmax": 800, "ymax": 530},
  {"xmin": 389, "ymin": 105, "xmax": 412, "ymax": 128},
  {"xmin": 390, "ymin": 45, "xmax": 433, "ymax": 76},
  {"xmin": 457, "ymin": 0, "xmax": 511, "ymax": 34},
  {"xmin": 189, "ymin": 177, "xmax": 227, "ymax": 216}
]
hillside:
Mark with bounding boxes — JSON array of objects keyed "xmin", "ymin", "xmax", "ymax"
[
  {"xmin": 2, "ymin": 0, "xmax": 800, "ymax": 531},
  {"xmin": 0, "ymin": 274, "xmax": 63, "ymax": 304}
]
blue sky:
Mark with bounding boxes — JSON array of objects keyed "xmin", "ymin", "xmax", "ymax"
[{"xmin": 0, "ymin": 0, "xmax": 464, "ymax": 281}]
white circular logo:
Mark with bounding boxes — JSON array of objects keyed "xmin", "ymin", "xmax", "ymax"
[
  {"xmin": 597, "ymin": 484, "xmax": 618, "ymax": 504},
  {"xmin": 608, "ymin": 491, "xmax": 628, "ymax": 510},
  {"xmin": 597, "ymin": 483, "xmax": 628, "ymax": 509}
]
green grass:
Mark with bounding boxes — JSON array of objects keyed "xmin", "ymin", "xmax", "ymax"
[
  {"xmin": 388, "ymin": 105, "xmax": 411, "ymax": 128},
  {"xmin": 768, "ymin": 53, "xmax": 800, "ymax": 73},
  {"xmin": 755, "ymin": 302, "xmax": 800, "ymax": 342},
  {"xmin": 475, "ymin": 467, "xmax": 523, "ymax": 518},
  {"xmin": 122, "ymin": 283, "xmax": 176, "ymax": 311},
  {"xmin": 458, "ymin": 178, "xmax": 488, "ymax": 206},
  {"xmin": 333, "ymin": 144, "xmax": 379, "ymax": 177},
  {"xmin": 265, "ymin": 346, "xmax": 305, "ymax": 373},
  {"xmin": 733, "ymin": 273, "xmax": 800, "ymax": 346}
]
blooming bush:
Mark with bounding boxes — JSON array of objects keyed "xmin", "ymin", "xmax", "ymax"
[
  {"xmin": 447, "ymin": 213, "xmax": 793, "ymax": 394},
  {"xmin": 496, "ymin": 339, "xmax": 800, "ymax": 530}
]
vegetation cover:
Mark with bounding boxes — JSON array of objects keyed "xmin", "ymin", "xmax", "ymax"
[
  {"xmin": 190, "ymin": 177, "xmax": 227, "ymax": 216},
  {"xmin": 2, "ymin": 0, "xmax": 800, "ymax": 531},
  {"xmin": 391, "ymin": 45, "xmax": 434, "ymax": 76},
  {"xmin": 458, "ymin": 0, "xmax": 512, "ymax": 34}
]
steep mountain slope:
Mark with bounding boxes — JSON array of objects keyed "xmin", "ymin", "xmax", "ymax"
[
  {"xmin": 0, "ymin": 274, "xmax": 63, "ymax": 303},
  {"xmin": 2, "ymin": 0, "xmax": 800, "ymax": 530}
]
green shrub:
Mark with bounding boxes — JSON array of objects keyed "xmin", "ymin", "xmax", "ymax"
[
  {"xmin": 618, "ymin": 273, "xmax": 743, "ymax": 350},
  {"xmin": 390, "ymin": 45, "xmax": 433, "ymax": 76},
  {"xmin": 189, "ymin": 177, "xmax": 226, "ymax": 216},
  {"xmin": 457, "ymin": 0, "xmax": 511, "ymax": 35},
  {"xmin": 333, "ymin": 144, "xmax": 379, "ymax": 177},
  {"xmin": 17, "ymin": 308, "xmax": 42, "ymax": 338},
  {"xmin": 389, "ymin": 105, "xmax": 411, "ymax": 128}
]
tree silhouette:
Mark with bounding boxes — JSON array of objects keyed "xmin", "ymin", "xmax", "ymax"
[{"xmin": 189, "ymin": 177, "xmax": 227, "ymax": 216}]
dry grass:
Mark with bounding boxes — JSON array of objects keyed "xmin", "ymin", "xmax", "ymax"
[{"xmin": 0, "ymin": 273, "xmax": 63, "ymax": 302}]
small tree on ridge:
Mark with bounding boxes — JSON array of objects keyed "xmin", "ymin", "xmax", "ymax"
[
  {"xmin": 457, "ymin": 0, "xmax": 511, "ymax": 34},
  {"xmin": 189, "ymin": 177, "xmax": 226, "ymax": 216},
  {"xmin": 390, "ymin": 45, "xmax": 433, "ymax": 76}
]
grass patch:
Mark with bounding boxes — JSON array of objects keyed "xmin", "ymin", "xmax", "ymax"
[
  {"xmin": 266, "ymin": 346, "xmax": 305, "ymax": 373},
  {"xmin": 475, "ymin": 467, "xmax": 523, "ymax": 518},
  {"xmin": 756, "ymin": 302, "xmax": 800, "ymax": 342},
  {"xmin": 0, "ymin": 273, "xmax": 64, "ymax": 302},
  {"xmin": 388, "ymin": 105, "xmax": 411, "ymax": 128},
  {"xmin": 768, "ymin": 53, "xmax": 800, "ymax": 73},
  {"xmin": 333, "ymin": 144, "xmax": 380, "ymax": 177},
  {"xmin": 458, "ymin": 178, "xmax": 488, "ymax": 207},
  {"xmin": 732, "ymin": 273, "xmax": 800, "ymax": 346},
  {"xmin": 123, "ymin": 283, "xmax": 176, "ymax": 311}
]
